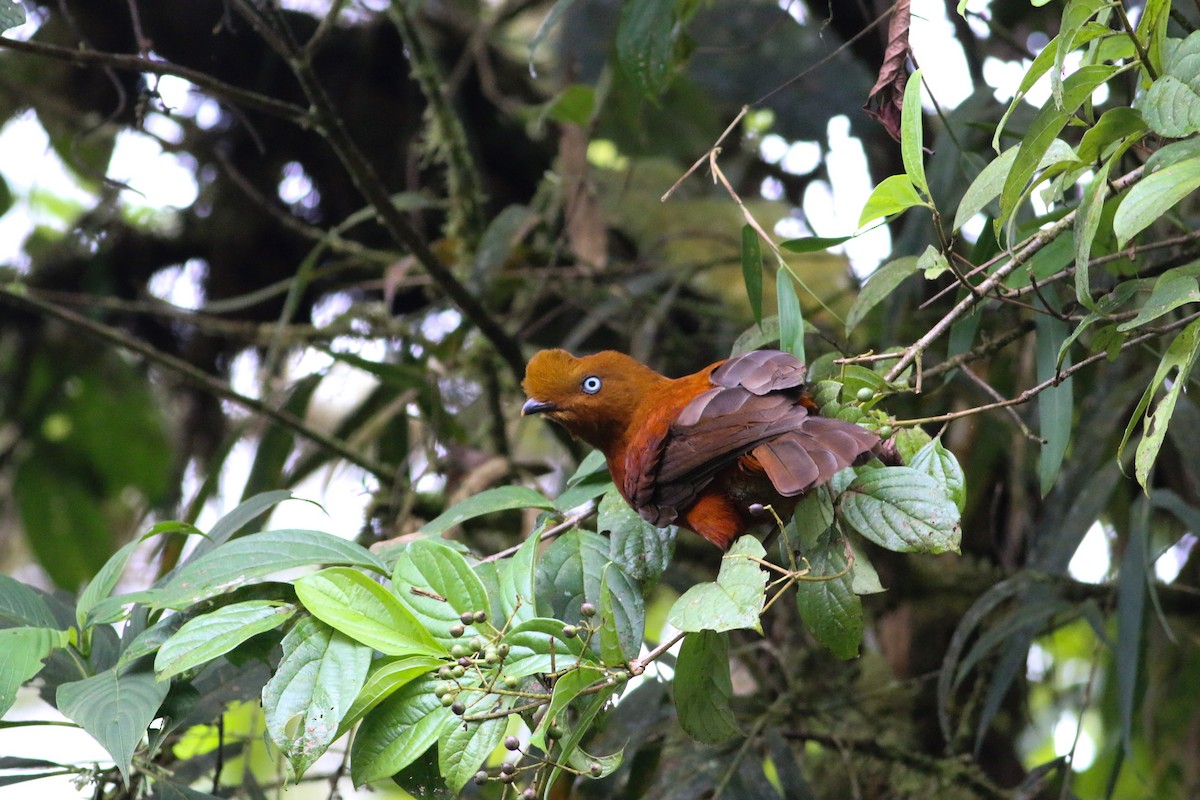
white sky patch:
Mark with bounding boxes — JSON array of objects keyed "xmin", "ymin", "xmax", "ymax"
[
  {"xmin": 816, "ymin": 116, "xmax": 891, "ymax": 277},
  {"xmin": 910, "ymin": 0, "xmax": 973, "ymax": 108},
  {"xmin": 1155, "ymin": 533, "xmax": 1197, "ymax": 583},
  {"xmin": 148, "ymin": 258, "xmax": 207, "ymax": 310},
  {"xmin": 111, "ymin": 131, "xmax": 199, "ymax": 209},
  {"xmin": 1068, "ymin": 522, "xmax": 1111, "ymax": 584},
  {"xmin": 1053, "ymin": 711, "xmax": 1097, "ymax": 770}
]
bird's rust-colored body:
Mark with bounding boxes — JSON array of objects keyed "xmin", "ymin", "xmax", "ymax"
[{"xmin": 521, "ymin": 349, "xmax": 878, "ymax": 549}]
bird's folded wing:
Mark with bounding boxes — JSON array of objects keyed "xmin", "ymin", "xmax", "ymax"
[{"xmin": 629, "ymin": 351, "xmax": 878, "ymax": 522}]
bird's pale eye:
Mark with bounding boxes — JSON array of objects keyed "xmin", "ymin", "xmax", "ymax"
[{"xmin": 581, "ymin": 375, "xmax": 602, "ymax": 394}]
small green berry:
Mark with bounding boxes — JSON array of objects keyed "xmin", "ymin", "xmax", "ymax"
[
  {"xmin": 460, "ymin": 611, "xmax": 475, "ymax": 626},
  {"xmin": 580, "ymin": 602, "xmax": 596, "ymax": 618},
  {"xmin": 452, "ymin": 664, "xmax": 466, "ymax": 678},
  {"xmin": 504, "ymin": 675, "xmax": 519, "ymax": 689},
  {"xmin": 611, "ymin": 669, "xmax": 629, "ymax": 683},
  {"xmin": 473, "ymin": 770, "xmax": 488, "ymax": 786},
  {"xmin": 856, "ymin": 387, "xmax": 874, "ymax": 402},
  {"xmin": 547, "ymin": 722, "xmax": 563, "ymax": 740},
  {"xmin": 589, "ymin": 762, "xmax": 602, "ymax": 777},
  {"xmin": 438, "ymin": 665, "xmax": 453, "ymax": 680},
  {"xmin": 496, "ymin": 643, "xmax": 510, "ymax": 657},
  {"xmin": 484, "ymin": 648, "xmax": 500, "ymax": 664},
  {"xmin": 562, "ymin": 625, "xmax": 577, "ymax": 639},
  {"xmin": 878, "ymin": 425, "xmax": 893, "ymax": 438},
  {"xmin": 473, "ymin": 610, "xmax": 488, "ymax": 624},
  {"xmin": 440, "ymin": 694, "xmax": 456, "ymax": 707},
  {"xmin": 469, "ymin": 635, "xmax": 486, "ymax": 653},
  {"xmin": 500, "ymin": 761, "xmax": 516, "ymax": 775},
  {"xmin": 451, "ymin": 701, "xmax": 465, "ymax": 715},
  {"xmin": 450, "ymin": 644, "xmax": 468, "ymax": 659},
  {"xmin": 434, "ymin": 681, "xmax": 451, "ymax": 697},
  {"xmin": 449, "ymin": 622, "xmax": 465, "ymax": 638}
]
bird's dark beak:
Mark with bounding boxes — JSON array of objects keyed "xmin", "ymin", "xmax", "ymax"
[{"xmin": 521, "ymin": 398, "xmax": 557, "ymax": 416}]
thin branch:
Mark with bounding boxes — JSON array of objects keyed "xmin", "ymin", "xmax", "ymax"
[
  {"xmin": 478, "ymin": 502, "xmax": 597, "ymax": 564},
  {"xmin": 629, "ymin": 630, "xmax": 686, "ymax": 676},
  {"xmin": 894, "ymin": 310, "xmax": 1200, "ymax": 428},
  {"xmin": 0, "ymin": 285, "xmax": 394, "ymax": 478},
  {"xmin": 959, "ymin": 365, "xmax": 1044, "ymax": 443},
  {"xmin": 884, "ymin": 166, "xmax": 1145, "ymax": 384},
  {"xmin": 0, "ymin": 36, "xmax": 310, "ymax": 125},
  {"xmin": 227, "ymin": 0, "xmax": 528, "ymax": 383}
]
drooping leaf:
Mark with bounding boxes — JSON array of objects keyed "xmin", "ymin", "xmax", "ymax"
[
  {"xmin": 907, "ymin": 438, "xmax": 967, "ymax": 512},
  {"xmin": 673, "ymin": 631, "xmax": 741, "ymax": 744},
  {"xmin": 1116, "ymin": 267, "xmax": 1200, "ymax": 332},
  {"xmin": 794, "ymin": 533, "xmax": 862, "ymax": 659},
  {"xmin": 501, "ymin": 617, "xmax": 589, "ymax": 678},
  {"xmin": 845, "ymin": 255, "xmax": 918, "ymax": 334},
  {"xmin": 901, "ymin": 68, "xmax": 929, "ymax": 199},
  {"xmin": 530, "ymin": 666, "xmax": 604, "ymax": 751},
  {"xmin": 598, "ymin": 563, "xmax": 644, "ymax": 665},
  {"xmin": 1130, "ymin": 319, "xmax": 1200, "ymax": 490},
  {"xmin": 668, "ymin": 536, "xmax": 767, "ymax": 634},
  {"xmin": 337, "ymin": 654, "xmax": 445, "ymax": 738},
  {"xmin": 262, "ymin": 616, "xmax": 371, "ymax": 779},
  {"xmin": 839, "ymin": 467, "xmax": 961, "ymax": 553},
  {"xmin": 57, "ymin": 667, "xmax": 170, "ymax": 783},
  {"xmin": 858, "ymin": 174, "xmax": 926, "ymax": 227},
  {"xmin": 438, "ymin": 712, "xmax": 507, "ymax": 794},
  {"xmin": 1036, "ymin": 311, "xmax": 1073, "ymax": 496},
  {"xmin": 741, "ymin": 224, "xmax": 763, "ymax": 325},
  {"xmin": 776, "ymin": 268, "xmax": 805, "ymax": 362}
]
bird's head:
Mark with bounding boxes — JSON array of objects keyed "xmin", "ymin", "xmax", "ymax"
[{"xmin": 521, "ymin": 349, "xmax": 668, "ymax": 451}]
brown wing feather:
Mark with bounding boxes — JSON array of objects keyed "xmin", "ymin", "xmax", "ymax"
[{"xmin": 640, "ymin": 350, "xmax": 877, "ymax": 518}]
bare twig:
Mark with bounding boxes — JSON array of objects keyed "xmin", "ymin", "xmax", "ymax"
[{"xmin": 478, "ymin": 502, "xmax": 598, "ymax": 564}]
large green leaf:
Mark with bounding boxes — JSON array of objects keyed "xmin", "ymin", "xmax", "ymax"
[
  {"xmin": 741, "ymin": 224, "xmax": 764, "ymax": 325},
  {"xmin": 858, "ymin": 174, "xmax": 925, "ymax": 226},
  {"xmin": 673, "ymin": 631, "xmax": 741, "ymax": 744},
  {"xmin": 1113, "ymin": 153, "xmax": 1200, "ymax": 247},
  {"xmin": 901, "ymin": 68, "xmax": 929, "ymax": 199},
  {"xmin": 294, "ymin": 567, "xmax": 444, "ymax": 657},
  {"xmin": 501, "ymin": 617, "xmax": 589, "ymax": 678},
  {"xmin": 0, "ymin": 627, "xmax": 70, "ymax": 717},
  {"xmin": 262, "ymin": 616, "xmax": 371, "ymax": 779},
  {"xmin": 337, "ymin": 655, "xmax": 445, "ymax": 738},
  {"xmin": 530, "ymin": 665, "xmax": 604, "ymax": 751},
  {"xmin": 907, "ymin": 438, "xmax": 967, "ymax": 512},
  {"xmin": 1036, "ymin": 312, "xmax": 1073, "ymax": 496},
  {"xmin": 794, "ymin": 533, "xmax": 862, "ymax": 660},
  {"xmin": 155, "ymin": 601, "xmax": 296, "ymax": 679},
  {"xmin": 1139, "ymin": 31, "xmax": 1200, "ymax": 136},
  {"xmin": 599, "ymin": 488, "xmax": 676, "ymax": 588},
  {"xmin": 491, "ymin": 526, "xmax": 540, "ymax": 628},
  {"xmin": 839, "ymin": 467, "xmax": 961, "ymax": 553},
  {"xmin": 598, "ymin": 564, "xmax": 644, "ymax": 665},
  {"xmin": 0, "ymin": 575, "xmax": 57, "ymax": 628},
  {"xmin": 57, "ymin": 667, "xmax": 170, "ymax": 783},
  {"xmin": 1116, "ymin": 267, "xmax": 1200, "ymax": 331},
  {"xmin": 350, "ymin": 676, "xmax": 456, "ymax": 785},
  {"xmin": 392, "ymin": 539, "xmax": 491, "ymax": 649},
  {"xmin": 615, "ymin": 0, "xmax": 679, "ymax": 96},
  {"xmin": 151, "ymin": 529, "xmax": 388, "ymax": 609},
  {"xmin": 438, "ymin": 712, "xmax": 507, "ymax": 794},
  {"xmin": 668, "ymin": 536, "xmax": 767, "ymax": 634}
]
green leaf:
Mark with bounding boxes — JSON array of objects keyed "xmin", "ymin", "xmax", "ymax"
[
  {"xmin": 392, "ymin": 539, "xmax": 491, "ymax": 649},
  {"xmin": 673, "ymin": 631, "xmax": 741, "ymax": 744},
  {"xmin": 1076, "ymin": 107, "xmax": 1147, "ymax": 164},
  {"xmin": 794, "ymin": 533, "xmax": 862, "ymax": 659},
  {"xmin": 1036, "ymin": 312, "xmax": 1073, "ymax": 496},
  {"xmin": 439, "ymin": 712, "xmax": 507, "ymax": 793},
  {"xmin": 999, "ymin": 65, "xmax": 1117, "ymax": 235},
  {"xmin": 776, "ymin": 268, "xmax": 805, "ymax": 362},
  {"xmin": 893, "ymin": 427, "xmax": 932, "ymax": 463},
  {"xmin": 493, "ymin": 527, "xmax": 540, "ymax": 628},
  {"xmin": 554, "ymin": 450, "xmax": 611, "ymax": 512},
  {"xmin": 839, "ymin": 467, "xmax": 961, "ymax": 553},
  {"xmin": 1073, "ymin": 158, "xmax": 1114, "ymax": 312},
  {"xmin": 599, "ymin": 488, "xmax": 676, "ymax": 588},
  {"xmin": 845, "ymin": 255, "xmax": 918, "ymax": 334},
  {"xmin": 1125, "ymin": 319, "xmax": 1200, "ymax": 491},
  {"xmin": 0, "ymin": 627, "xmax": 70, "ymax": 717},
  {"xmin": 530, "ymin": 665, "xmax": 604, "ymax": 751},
  {"xmin": 741, "ymin": 225, "xmax": 764, "ymax": 325},
  {"xmin": 1116, "ymin": 267, "xmax": 1200, "ymax": 331},
  {"xmin": 858, "ymin": 174, "xmax": 925, "ymax": 227},
  {"xmin": 0, "ymin": 575, "xmax": 57, "ymax": 628},
  {"xmin": 1113, "ymin": 153, "xmax": 1200, "ymax": 248},
  {"xmin": 187, "ymin": 490, "xmax": 295, "ymax": 563},
  {"xmin": 155, "ymin": 601, "xmax": 296, "ymax": 680},
  {"xmin": 294, "ymin": 567, "xmax": 445, "ymax": 657},
  {"xmin": 1116, "ymin": 501, "xmax": 1149, "ymax": 752},
  {"xmin": 501, "ymin": 617, "xmax": 589, "ymax": 677},
  {"xmin": 907, "ymin": 438, "xmax": 967, "ymax": 512},
  {"xmin": 779, "ymin": 235, "xmax": 853, "ymax": 253},
  {"xmin": 615, "ymin": 0, "xmax": 679, "ymax": 97},
  {"xmin": 421, "ymin": 486, "xmax": 554, "ymax": 536},
  {"xmin": 1139, "ymin": 32, "xmax": 1200, "ymax": 137},
  {"xmin": 954, "ymin": 145, "xmax": 1018, "ymax": 231},
  {"xmin": 598, "ymin": 563, "xmax": 644, "ymax": 665},
  {"xmin": 916, "ymin": 244, "xmax": 950, "ymax": 280},
  {"xmin": 528, "ymin": 0, "xmax": 581, "ymax": 63},
  {"xmin": 534, "ymin": 529, "xmax": 609, "ymax": 624},
  {"xmin": 57, "ymin": 667, "xmax": 170, "ymax": 783},
  {"xmin": 0, "ymin": 2, "xmax": 26, "ymax": 32},
  {"xmin": 668, "ymin": 536, "xmax": 767, "ymax": 634},
  {"xmin": 151, "ymin": 529, "xmax": 388, "ymax": 609},
  {"xmin": 262, "ymin": 615, "xmax": 371, "ymax": 779},
  {"xmin": 338, "ymin": 655, "xmax": 444, "ymax": 738},
  {"xmin": 77, "ymin": 537, "xmax": 148, "ymax": 628},
  {"xmin": 350, "ymin": 676, "xmax": 456, "ymax": 786},
  {"xmin": 848, "ymin": 538, "xmax": 885, "ymax": 595},
  {"xmin": 901, "ymin": 68, "xmax": 929, "ymax": 199}
]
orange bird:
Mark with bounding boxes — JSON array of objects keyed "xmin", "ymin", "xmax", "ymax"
[{"xmin": 521, "ymin": 349, "xmax": 879, "ymax": 549}]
